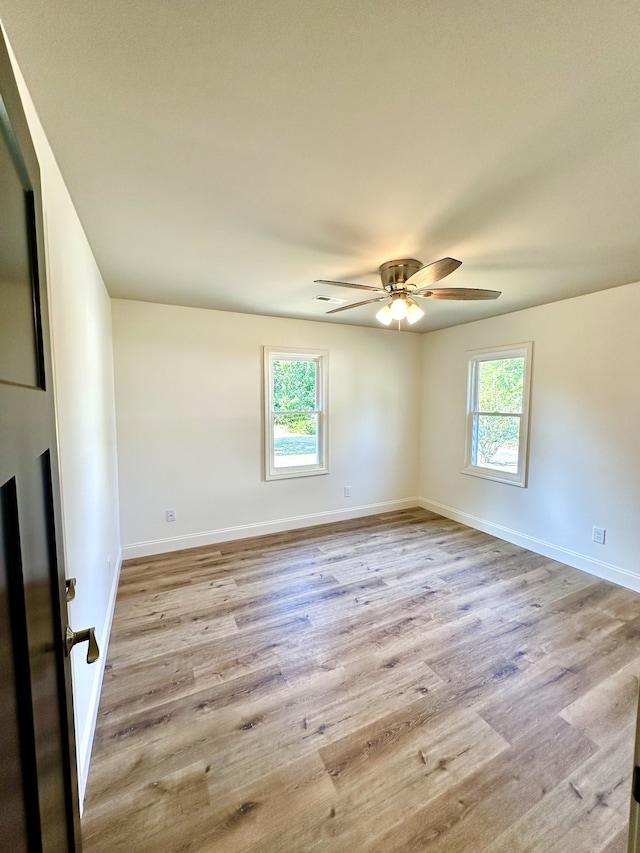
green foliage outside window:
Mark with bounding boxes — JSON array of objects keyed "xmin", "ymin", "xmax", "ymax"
[
  {"xmin": 475, "ymin": 357, "xmax": 524, "ymax": 465},
  {"xmin": 273, "ymin": 360, "xmax": 317, "ymax": 435}
]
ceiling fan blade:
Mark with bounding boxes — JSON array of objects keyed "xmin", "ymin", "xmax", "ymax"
[
  {"xmin": 326, "ymin": 296, "xmax": 387, "ymax": 314},
  {"xmin": 422, "ymin": 287, "xmax": 501, "ymax": 301},
  {"xmin": 315, "ymin": 279, "xmax": 386, "ymax": 293},
  {"xmin": 405, "ymin": 257, "xmax": 462, "ymax": 289}
]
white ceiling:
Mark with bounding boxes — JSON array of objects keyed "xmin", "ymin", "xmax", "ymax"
[{"xmin": 1, "ymin": 0, "xmax": 639, "ymax": 331}]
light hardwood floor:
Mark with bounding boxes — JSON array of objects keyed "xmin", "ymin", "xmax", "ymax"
[{"xmin": 82, "ymin": 509, "xmax": 640, "ymax": 852}]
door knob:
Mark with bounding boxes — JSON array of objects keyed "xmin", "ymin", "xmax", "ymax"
[{"xmin": 66, "ymin": 626, "xmax": 99, "ymax": 664}]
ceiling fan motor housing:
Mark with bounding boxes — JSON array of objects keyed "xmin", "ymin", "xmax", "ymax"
[{"xmin": 379, "ymin": 258, "xmax": 422, "ymax": 291}]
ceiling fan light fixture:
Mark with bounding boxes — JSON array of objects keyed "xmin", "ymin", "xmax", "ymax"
[
  {"xmin": 406, "ymin": 299, "xmax": 425, "ymax": 325},
  {"xmin": 376, "ymin": 304, "xmax": 393, "ymax": 325},
  {"xmin": 389, "ymin": 296, "xmax": 408, "ymax": 321},
  {"xmin": 321, "ymin": 256, "xmax": 501, "ymax": 324}
]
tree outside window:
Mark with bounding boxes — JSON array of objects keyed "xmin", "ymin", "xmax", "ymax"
[
  {"xmin": 264, "ymin": 348, "xmax": 328, "ymax": 480},
  {"xmin": 463, "ymin": 343, "xmax": 532, "ymax": 487}
]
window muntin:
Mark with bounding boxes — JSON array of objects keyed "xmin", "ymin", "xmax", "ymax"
[
  {"xmin": 463, "ymin": 343, "xmax": 532, "ymax": 486},
  {"xmin": 264, "ymin": 348, "xmax": 328, "ymax": 480}
]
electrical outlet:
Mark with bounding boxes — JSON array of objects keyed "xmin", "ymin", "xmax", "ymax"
[
  {"xmin": 166, "ymin": 509, "xmax": 176, "ymax": 522},
  {"xmin": 344, "ymin": 486, "xmax": 351, "ymax": 498},
  {"xmin": 592, "ymin": 526, "xmax": 606, "ymax": 544}
]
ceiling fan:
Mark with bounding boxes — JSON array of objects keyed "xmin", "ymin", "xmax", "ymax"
[{"xmin": 315, "ymin": 257, "xmax": 500, "ymax": 326}]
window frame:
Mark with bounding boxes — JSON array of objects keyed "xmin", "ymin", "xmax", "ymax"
[
  {"xmin": 263, "ymin": 346, "xmax": 329, "ymax": 481},
  {"xmin": 462, "ymin": 342, "xmax": 533, "ymax": 487}
]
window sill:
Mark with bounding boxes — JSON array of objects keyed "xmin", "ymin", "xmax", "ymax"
[
  {"xmin": 461, "ymin": 465, "xmax": 526, "ymax": 487},
  {"xmin": 265, "ymin": 466, "xmax": 329, "ymax": 482}
]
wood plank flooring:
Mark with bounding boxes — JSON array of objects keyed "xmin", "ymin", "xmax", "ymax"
[{"xmin": 82, "ymin": 509, "xmax": 640, "ymax": 852}]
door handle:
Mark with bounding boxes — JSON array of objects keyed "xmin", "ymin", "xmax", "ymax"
[{"xmin": 66, "ymin": 626, "xmax": 99, "ymax": 664}]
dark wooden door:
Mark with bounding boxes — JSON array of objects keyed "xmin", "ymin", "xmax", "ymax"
[
  {"xmin": 0, "ymin": 29, "xmax": 81, "ymax": 853},
  {"xmin": 629, "ymin": 690, "xmax": 640, "ymax": 852}
]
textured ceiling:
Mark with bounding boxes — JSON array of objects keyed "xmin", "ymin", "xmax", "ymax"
[{"xmin": 1, "ymin": 0, "xmax": 639, "ymax": 331}]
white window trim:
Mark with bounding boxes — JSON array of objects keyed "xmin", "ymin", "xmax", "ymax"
[
  {"xmin": 263, "ymin": 346, "xmax": 329, "ymax": 481},
  {"xmin": 462, "ymin": 342, "xmax": 533, "ymax": 487}
]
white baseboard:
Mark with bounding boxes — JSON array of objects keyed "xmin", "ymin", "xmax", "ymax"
[
  {"xmin": 122, "ymin": 498, "xmax": 421, "ymax": 560},
  {"xmin": 418, "ymin": 498, "xmax": 640, "ymax": 594},
  {"xmin": 76, "ymin": 546, "xmax": 122, "ymax": 813}
]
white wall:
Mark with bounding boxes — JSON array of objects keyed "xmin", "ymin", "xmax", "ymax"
[
  {"xmin": 113, "ymin": 300, "xmax": 422, "ymax": 557},
  {"xmin": 7, "ymin": 33, "xmax": 121, "ymax": 806},
  {"xmin": 419, "ymin": 282, "xmax": 640, "ymax": 591}
]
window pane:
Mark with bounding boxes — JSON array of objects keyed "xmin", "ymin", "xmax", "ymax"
[
  {"xmin": 273, "ymin": 359, "xmax": 317, "ymax": 412},
  {"xmin": 274, "ymin": 413, "xmax": 318, "ymax": 468},
  {"xmin": 473, "ymin": 414, "xmax": 520, "ymax": 472},
  {"xmin": 477, "ymin": 357, "xmax": 524, "ymax": 413}
]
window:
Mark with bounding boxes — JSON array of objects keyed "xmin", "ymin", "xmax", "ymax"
[
  {"xmin": 264, "ymin": 347, "xmax": 328, "ymax": 480},
  {"xmin": 463, "ymin": 342, "xmax": 532, "ymax": 487}
]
